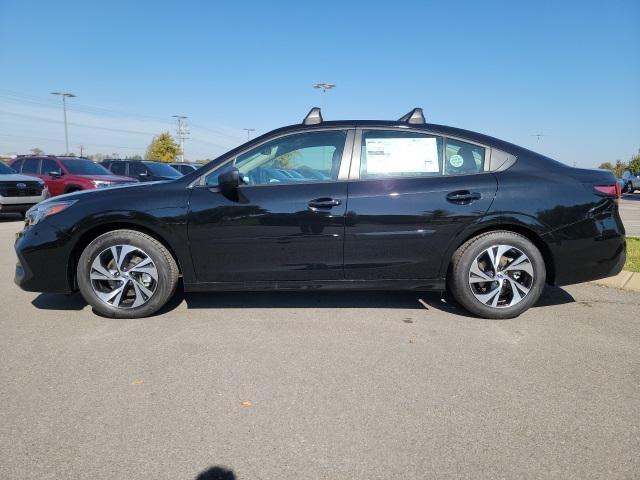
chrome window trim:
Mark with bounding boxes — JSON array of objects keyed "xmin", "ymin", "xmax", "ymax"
[{"xmin": 191, "ymin": 127, "xmax": 355, "ymax": 188}]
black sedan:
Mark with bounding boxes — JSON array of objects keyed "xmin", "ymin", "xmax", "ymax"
[{"xmin": 14, "ymin": 108, "xmax": 625, "ymax": 319}]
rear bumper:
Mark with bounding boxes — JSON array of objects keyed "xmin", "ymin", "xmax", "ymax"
[
  {"xmin": 14, "ymin": 220, "xmax": 74, "ymax": 293},
  {"xmin": 546, "ymin": 208, "xmax": 626, "ymax": 286}
]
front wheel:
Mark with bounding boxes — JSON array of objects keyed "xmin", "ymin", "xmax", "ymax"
[
  {"xmin": 448, "ymin": 231, "xmax": 546, "ymax": 319},
  {"xmin": 77, "ymin": 229, "xmax": 179, "ymax": 318}
]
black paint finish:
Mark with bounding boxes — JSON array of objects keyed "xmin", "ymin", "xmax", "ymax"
[{"xmin": 14, "ymin": 120, "xmax": 626, "ymax": 296}]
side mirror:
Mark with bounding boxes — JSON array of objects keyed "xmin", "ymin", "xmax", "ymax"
[
  {"xmin": 49, "ymin": 171, "xmax": 62, "ymax": 179},
  {"xmin": 218, "ymin": 168, "xmax": 240, "ymax": 193}
]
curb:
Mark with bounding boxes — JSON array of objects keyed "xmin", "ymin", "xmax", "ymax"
[{"xmin": 592, "ymin": 270, "xmax": 640, "ymax": 292}]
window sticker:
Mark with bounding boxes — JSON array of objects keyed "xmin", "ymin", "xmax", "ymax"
[
  {"xmin": 364, "ymin": 137, "xmax": 439, "ymax": 174},
  {"xmin": 449, "ymin": 154, "xmax": 464, "ymax": 168}
]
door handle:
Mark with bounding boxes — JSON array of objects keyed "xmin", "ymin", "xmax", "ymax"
[
  {"xmin": 446, "ymin": 191, "xmax": 481, "ymax": 204},
  {"xmin": 308, "ymin": 197, "xmax": 342, "ymax": 211}
]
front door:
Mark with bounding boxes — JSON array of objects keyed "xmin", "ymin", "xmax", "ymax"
[
  {"xmin": 188, "ymin": 129, "xmax": 352, "ymax": 283},
  {"xmin": 344, "ymin": 129, "xmax": 498, "ymax": 280}
]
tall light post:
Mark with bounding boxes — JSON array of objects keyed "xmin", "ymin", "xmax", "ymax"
[
  {"xmin": 172, "ymin": 115, "xmax": 189, "ymax": 162},
  {"xmin": 313, "ymin": 82, "xmax": 335, "ymax": 110},
  {"xmin": 50, "ymin": 92, "xmax": 76, "ymax": 155},
  {"xmin": 243, "ymin": 128, "xmax": 255, "ymax": 141}
]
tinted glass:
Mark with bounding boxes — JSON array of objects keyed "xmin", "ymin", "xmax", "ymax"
[
  {"xmin": 206, "ymin": 130, "xmax": 347, "ymax": 186},
  {"xmin": 11, "ymin": 159, "xmax": 23, "ymax": 171},
  {"xmin": 129, "ymin": 162, "xmax": 147, "ymax": 176},
  {"xmin": 41, "ymin": 159, "xmax": 61, "ymax": 175},
  {"xmin": 0, "ymin": 162, "xmax": 15, "ymax": 174},
  {"xmin": 60, "ymin": 159, "xmax": 112, "ymax": 175},
  {"xmin": 144, "ymin": 162, "xmax": 182, "ymax": 177},
  {"xmin": 22, "ymin": 158, "xmax": 40, "ymax": 173},
  {"xmin": 108, "ymin": 162, "xmax": 126, "ymax": 175},
  {"xmin": 444, "ymin": 138, "xmax": 485, "ymax": 175},
  {"xmin": 360, "ymin": 130, "xmax": 443, "ymax": 179}
]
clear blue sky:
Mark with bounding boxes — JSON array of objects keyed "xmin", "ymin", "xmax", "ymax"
[{"xmin": 0, "ymin": 0, "xmax": 638, "ymax": 166}]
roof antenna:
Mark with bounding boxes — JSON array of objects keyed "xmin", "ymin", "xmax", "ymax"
[
  {"xmin": 398, "ymin": 108, "xmax": 425, "ymax": 124},
  {"xmin": 303, "ymin": 107, "xmax": 323, "ymax": 125}
]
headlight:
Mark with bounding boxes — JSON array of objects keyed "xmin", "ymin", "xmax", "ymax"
[
  {"xmin": 92, "ymin": 180, "xmax": 112, "ymax": 188},
  {"xmin": 25, "ymin": 200, "xmax": 77, "ymax": 226}
]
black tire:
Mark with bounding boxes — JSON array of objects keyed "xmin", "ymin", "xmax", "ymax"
[
  {"xmin": 448, "ymin": 230, "xmax": 546, "ymax": 319},
  {"xmin": 77, "ymin": 229, "xmax": 179, "ymax": 318}
]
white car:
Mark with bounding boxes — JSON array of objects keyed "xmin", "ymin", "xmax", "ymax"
[{"xmin": 0, "ymin": 162, "xmax": 49, "ymax": 216}]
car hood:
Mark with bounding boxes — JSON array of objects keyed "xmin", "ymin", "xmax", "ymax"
[
  {"xmin": 0, "ymin": 173, "xmax": 45, "ymax": 183},
  {"xmin": 77, "ymin": 174, "xmax": 136, "ymax": 182}
]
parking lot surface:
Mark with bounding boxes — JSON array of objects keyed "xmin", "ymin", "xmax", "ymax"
[
  {"xmin": 620, "ymin": 195, "xmax": 640, "ymax": 236},
  {"xmin": 0, "ymin": 215, "xmax": 638, "ymax": 480}
]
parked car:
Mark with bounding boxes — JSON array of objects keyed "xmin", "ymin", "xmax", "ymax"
[
  {"xmin": 14, "ymin": 108, "xmax": 625, "ymax": 320},
  {"xmin": 101, "ymin": 159, "xmax": 183, "ymax": 182},
  {"xmin": 624, "ymin": 171, "xmax": 640, "ymax": 193},
  {"xmin": 9, "ymin": 156, "xmax": 136, "ymax": 197},
  {"xmin": 169, "ymin": 162, "xmax": 202, "ymax": 175},
  {"xmin": 0, "ymin": 161, "xmax": 48, "ymax": 216}
]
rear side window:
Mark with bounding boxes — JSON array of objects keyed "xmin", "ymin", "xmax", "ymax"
[
  {"xmin": 360, "ymin": 130, "xmax": 443, "ymax": 179},
  {"xmin": 22, "ymin": 158, "xmax": 40, "ymax": 173},
  {"xmin": 109, "ymin": 162, "xmax": 126, "ymax": 175},
  {"xmin": 444, "ymin": 139, "xmax": 486, "ymax": 175},
  {"xmin": 11, "ymin": 159, "xmax": 23, "ymax": 171}
]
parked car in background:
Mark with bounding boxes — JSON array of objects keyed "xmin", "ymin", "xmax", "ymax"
[
  {"xmin": 624, "ymin": 170, "xmax": 640, "ymax": 193},
  {"xmin": 0, "ymin": 161, "xmax": 48, "ymax": 216},
  {"xmin": 9, "ymin": 156, "xmax": 136, "ymax": 197},
  {"xmin": 169, "ymin": 162, "xmax": 202, "ymax": 175},
  {"xmin": 100, "ymin": 159, "xmax": 183, "ymax": 182},
  {"xmin": 13, "ymin": 108, "xmax": 626, "ymax": 320}
]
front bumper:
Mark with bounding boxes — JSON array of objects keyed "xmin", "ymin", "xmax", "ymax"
[{"xmin": 14, "ymin": 220, "xmax": 75, "ymax": 293}]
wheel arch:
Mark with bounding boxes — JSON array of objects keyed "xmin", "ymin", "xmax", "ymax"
[
  {"xmin": 68, "ymin": 221, "xmax": 183, "ymax": 290},
  {"xmin": 64, "ymin": 185, "xmax": 84, "ymax": 193},
  {"xmin": 444, "ymin": 222, "xmax": 556, "ymax": 286}
]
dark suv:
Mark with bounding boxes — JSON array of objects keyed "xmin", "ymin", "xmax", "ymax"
[
  {"xmin": 9, "ymin": 156, "xmax": 135, "ymax": 197},
  {"xmin": 101, "ymin": 159, "xmax": 183, "ymax": 182}
]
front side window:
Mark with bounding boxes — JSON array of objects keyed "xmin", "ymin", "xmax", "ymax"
[
  {"xmin": 360, "ymin": 130, "xmax": 443, "ymax": 179},
  {"xmin": 41, "ymin": 159, "xmax": 61, "ymax": 175},
  {"xmin": 444, "ymin": 139, "xmax": 486, "ymax": 175},
  {"xmin": 206, "ymin": 130, "xmax": 347, "ymax": 186}
]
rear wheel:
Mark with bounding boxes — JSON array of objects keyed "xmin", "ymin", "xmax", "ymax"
[
  {"xmin": 77, "ymin": 229, "xmax": 179, "ymax": 318},
  {"xmin": 448, "ymin": 231, "xmax": 546, "ymax": 319}
]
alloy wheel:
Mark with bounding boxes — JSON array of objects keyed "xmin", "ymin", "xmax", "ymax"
[
  {"xmin": 89, "ymin": 245, "xmax": 158, "ymax": 309},
  {"xmin": 468, "ymin": 244, "xmax": 534, "ymax": 309}
]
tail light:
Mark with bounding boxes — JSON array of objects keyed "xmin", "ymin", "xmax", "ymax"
[{"xmin": 594, "ymin": 184, "xmax": 621, "ymax": 199}]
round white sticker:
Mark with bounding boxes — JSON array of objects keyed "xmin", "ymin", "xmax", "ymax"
[{"xmin": 449, "ymin": 154, "xmax": 464, "ymax": 168}]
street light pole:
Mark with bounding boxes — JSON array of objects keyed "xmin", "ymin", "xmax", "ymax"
[
  {"xmin": 313, "ymin": 82, "xmax": 336, "ymax": 110},
  {"xmin": 51, "ymin": 92, "xmax": 76, "ymax": 155},
  {"xmin": 243, "ymin": 128, "xmax": 255, "ymax": 141},
  {"xmin": 172, "ymin": 115, "xmax": 189, "ymax": 162}
]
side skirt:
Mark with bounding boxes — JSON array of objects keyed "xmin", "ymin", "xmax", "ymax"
[{"xmin": 183, "ymin": 279, "xmax": 446, "ymax": 293}]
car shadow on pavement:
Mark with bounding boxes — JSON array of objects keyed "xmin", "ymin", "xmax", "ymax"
[
  {"xmin": 195, "ymin": 466, "xmax": 236, "ymax": 480},
  {"xmin": 0, "ymin": 213, "xmax": 23, "ymax": 223},
  {"xmin": 621, "ymin": 193, "xmax": 640, "ymax": 201},
  {"xmin": 30, "ymin": 285, "xmax": 575, "ymax": 319}
]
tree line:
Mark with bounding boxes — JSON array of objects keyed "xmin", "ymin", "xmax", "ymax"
[{"xmin": 599, "ymin": 148, "xmax": 640, "ymax": 177}]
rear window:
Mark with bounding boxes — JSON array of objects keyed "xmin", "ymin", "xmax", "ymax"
[{"xmin": 444, "ymin": 139, "xmax": 486, "ymax": 175}]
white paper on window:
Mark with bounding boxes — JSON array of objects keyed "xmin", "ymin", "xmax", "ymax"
[{"xmin": 365, "ymin": 137, "xmax": 439, "ymax": 174}]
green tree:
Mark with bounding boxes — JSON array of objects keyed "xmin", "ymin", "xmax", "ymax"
[
  {"xmin": 145, "ymin": 132, "xmax": 181, "ymax": 163},
  {"xmin": 614, "ymin": 159, "xmax": 628, "ymax": 178},
  {"xmin": 30, "ymin": 147, "xmax": 44, "ymax": 155},
  {"xmin": 628, "ymin": 148, "xmax": 640, "ymax": 174},
  {"xmin": 598, "ymin": 161, "xmax": 614, "ymax": 171}
]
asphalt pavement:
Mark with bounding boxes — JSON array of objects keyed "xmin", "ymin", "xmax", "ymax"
[
  {"xmin": 620, "ymin": 194, "xmax": 640, "ymax": 236},
  {"xmin": 0, "ymin": 215, "xmax": 638, "ymax": 480}
]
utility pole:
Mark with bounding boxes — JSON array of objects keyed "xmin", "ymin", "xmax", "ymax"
[
  {"xmin": 313, "ymin": 82, "xmax": 336, "ymax": 110},
  {"xmin": 50, "ymin": 92, "xmax": 76, "ymax": 155},
  {"xmin": 172, "ymin": 115, "xmax": 189, "ymax": 162},
  {"xmin": 243, "ymin": 128, "xmax": 255, "ymax": 141},
  {"xmin": 79, "ymin": 144, "xmax": 84, "ymax": 157}
]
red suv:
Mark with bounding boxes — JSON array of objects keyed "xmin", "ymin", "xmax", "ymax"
[{"xmin": 9, "ymin": 156, "xmax": 136, "ymax": 197}]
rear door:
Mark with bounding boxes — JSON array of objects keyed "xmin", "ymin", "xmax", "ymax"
[{"xmin": 344, "ymin": 129, "xmax": 497, "ymax": 280}]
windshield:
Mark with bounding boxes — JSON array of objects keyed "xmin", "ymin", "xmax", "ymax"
[
  {"xmin": 61, "ymin": 159, "xmax": 113, "ymax": 175},
  {"xmin": 0, "ymin": 162, "xmax": 16, "ymax": 174},
  {"xmin": 145, "ymin": 162, "xmax": 182, "ymax": 177}
]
